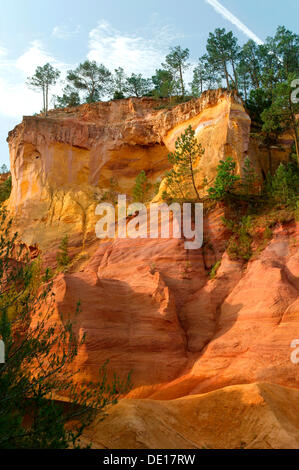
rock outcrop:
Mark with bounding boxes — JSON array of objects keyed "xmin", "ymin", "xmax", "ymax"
[
  {"xmin": 7, "ymin": 90, "xmax": 252, "ymax": 248},
  {"xmin": 46, "ymin": 219, "xmax": 299, "ymax": 398},
  {"xmin": 84, "ymin": 383, "xmax": 299, "ymax": 449}
]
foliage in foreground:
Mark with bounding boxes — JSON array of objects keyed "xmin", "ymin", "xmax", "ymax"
[{"xmin": 0, "ymin": 209, "xmax": 131, "ymax": 448}]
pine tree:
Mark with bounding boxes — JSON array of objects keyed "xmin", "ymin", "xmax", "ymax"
[
  {"xmin": 152, "ymin": 69, "xmax": 176, "ymax": 98},
  {"xmin": 163, "ymin": 46, "xmax": 190, "ymax": 98},
  {"xmin": 56, "ymin": 85, "xmax": 81, "ymax": 108},
  {"xmin": 112, "ymin": 67, "xmax": 128, "ymax": 99},
  {"xmin": 133, "ymin": 171, "xmax": 151, "ymax": 203},
  {"xmin": 191, "ymin": 55, "xmax": 221, "ymax": 97},
  {"xmin": 66, "ymin": 61, "xmax": 112, "ymax": 103},
  {"xmin": 261, "ymin": 73, "xmax": 299, "ymax": 164},
  {"xmin": 125, "ymin": 74, "xmax": 151, "ymax": 98},
  {"xmin": 166, "ymin": 125, "xmax": 204, "ymax": 201},
  {"xmin": 56, "ymin": 235, "xmax": 70, "ymax": 268},
  {"xmin": 206, "ymin": 28, "xmax": 240, "ymax": 91},
  {"xmin": 27, "ymin": 63, "xmax": 60, "ymax": 115},
  {"xmin": 208, "ymin": 157, "xmax": 240, "ymax": 201}
]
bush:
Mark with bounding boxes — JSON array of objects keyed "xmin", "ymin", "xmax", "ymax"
[
  {"xmin": 56, "ymin": 235, "xmax": 70, "ymax": 268},
  {"xmin": 264, "ymin": 162, "xmax": 299, "ymax": 207},
  {"xmin": 223, "ymin": 215, "xmax": 253, "ymax": 261},
  {"xmin": 0, "ymin": 176, "xmax": 11, "ymax": 204},
  {"xmin": 133, "ymin": 170, "xmax": 151, "ymax": 203},
  {"xmin": 209, "ymin": 260, "xmax": 221, "ymax": 279},
  {"xmin": 240, "ymin": 157, "xmax": 260, "ymax": 195},
  {"xmin": 208, "ymin": 157, "xmax": 240, "ymax": 201}
]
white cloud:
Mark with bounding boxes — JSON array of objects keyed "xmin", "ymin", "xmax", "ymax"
[
  {"xmin": 205, "ymin": 0, "xmax": 264, "ymax": 45},
  {"xmin": 0, "ymin": 46, "xmax": 7, "ymax": 57},
  {"xmin": 0, "ymin": 77, "xmax": 42, "ymax": 118},
  {"xmin": 15, "ymin": 40, "xmax": 64, "ymax": 76},
  {"xmin": 88, "ymin": 20, "xmax": 178, "ymax": 77},
  {"xmin": 52, "ymin": 24, "xmax": 81, "ymax": 39},
  {"xmin": 0, "ymin": 41, "xmax": 69, "ymax": 118}
]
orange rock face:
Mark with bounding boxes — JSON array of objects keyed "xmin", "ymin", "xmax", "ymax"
[
  {"xmin": 6, "ymin": 90, "xmax": 299, "ymax": 448},
  {"xmin": 48, "ymin": 219, "xmax": 298, "ymax": 400},
  {"xmin": 84, "ymin": 383, "xmax": 299, "ymax": 449},
  {"xmin": 7, "ymin": 90, "xmax": 252, "ymax": 248}
]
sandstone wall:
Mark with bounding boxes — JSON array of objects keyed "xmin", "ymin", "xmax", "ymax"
[{"xmin": 7, "ymin": 90, "xmax": 252, "ymax": 248}]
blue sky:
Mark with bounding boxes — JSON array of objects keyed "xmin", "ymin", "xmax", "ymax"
[{"xmin": 0, "ymin": 0, "xmax": 298, "ymax": 167}]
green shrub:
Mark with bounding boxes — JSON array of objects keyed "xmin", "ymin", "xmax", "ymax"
[
  {"xmin": 224, "ymin": 215, "xmax": 253, "ymax": 261},
  {"xmin": 265, "ymin": 162, "xmax": 299, "ymax": 206},
  {"xmin": 133, "ymin": 170, "xmax": 151, "ymax": 203},
  {"xmin": 208, "ymin": 157, "xmax": 240, "ymax": 201},
  {"xmin": 209, "ymin": 260, "xmax": 221, "ymax": 279},
  {"xmin": 56, "ymin": 235, "xmax": 70, "ymax": 268},
  {"xmin": 0, "ymin": 176, "xmax": 11, "ymax": 204},
  {"xmin": 240, "ymin": 157, "xmax": 260, "ymax": 195},
  {"xmin": 100, "ymin": 177, "xmax": 119, "ymax": 205}
]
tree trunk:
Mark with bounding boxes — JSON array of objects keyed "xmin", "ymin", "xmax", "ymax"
[
  {"xmin": 293, "ymin": 127, "xmax": 299, "ymax": 165},
  {"xmin": 45, "ymin": 84, "xmax": 48, "ymax": 116},
  {"xmin": 179, "ymin": 65, "xmax": 185, "ymax": 98},
  {"xmin": 42, "ymin": 87, "xmax": 46, "ymax": 115},
  {"xmin": 243, "ymin": 78, "xmax": 247, "ymax": 101},
  {"xmin": 189, "ymin": 155, "xmax": 200, "ymax": 201},
  {"xmin": 231, "ymin": 61, "xmax": 238, "ymax": 92},
  {"xmin": 223, "ymin": 62, "xmax": 230, "ymax": 90},
  {"xmin": 289, "ymin": 95, "xmax": 299, "ymax": 165}
]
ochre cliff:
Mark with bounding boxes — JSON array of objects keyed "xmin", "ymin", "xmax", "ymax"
[
  {"xmin": 7, "ymin": 90, "xmax": 254, "ymax": 248},
  {"xmin": 6, "ymin": 90, "xmax": 299, "ymax": 448}
]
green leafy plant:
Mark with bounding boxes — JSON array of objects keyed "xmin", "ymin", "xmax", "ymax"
[
  {"xmin": 223, "ymin": 215, "xmax": 253, "ymax": 261},
  {"xmin": 0, "ymin": 176, "xmax": 11, "ymax": 204},
  {"xmin": 56, "ymin": 85, "xmax": 80, "ymax": 108},
  {"xmin": 163, "ymin": 46, "xmax": 190, "ymax": 97},
  {"xmin": 133, "ymin": 171, "xmax": 152, "ymax": 203},
  {"xmin": 241, "ymin": 157, "xmax": 260, "ymax": 195},
  {"xmin": 208, "ymin": 157, "xmax": 240, "ymax": 201},
  {"xmin": 27, "ymin": 63, "xmax": 60, "ymax": 115},
  {"xmin": 166, "ymin": 125, "xmax": 204, "ymax": 201},
  {"xmin": 265, "ymin": 162, "xmax": 299, "ymax": 206},
  {"xmin": 209, "ymin": 260, "xmax": 221, "ymax": 279},
  {"xmin": 100, "ymin": 177, "xmax": 120, "ymax": 205},
  {"xmin": 56, "ymin": 235, "xmax": 70, "ymax": 268},
  {"xmin": 66, "ymin": 60, "xmax": 112, "ymax": 103}
]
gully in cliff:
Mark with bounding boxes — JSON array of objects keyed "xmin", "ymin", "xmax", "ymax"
[{"xmin": 95, "ymin": 195, "xmax": 203, "ymax": 250}]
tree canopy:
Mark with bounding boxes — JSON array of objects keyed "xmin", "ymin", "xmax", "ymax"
[{"xmin": 27, "ymin": 63, "xmax": 60, "ymax": 115}]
